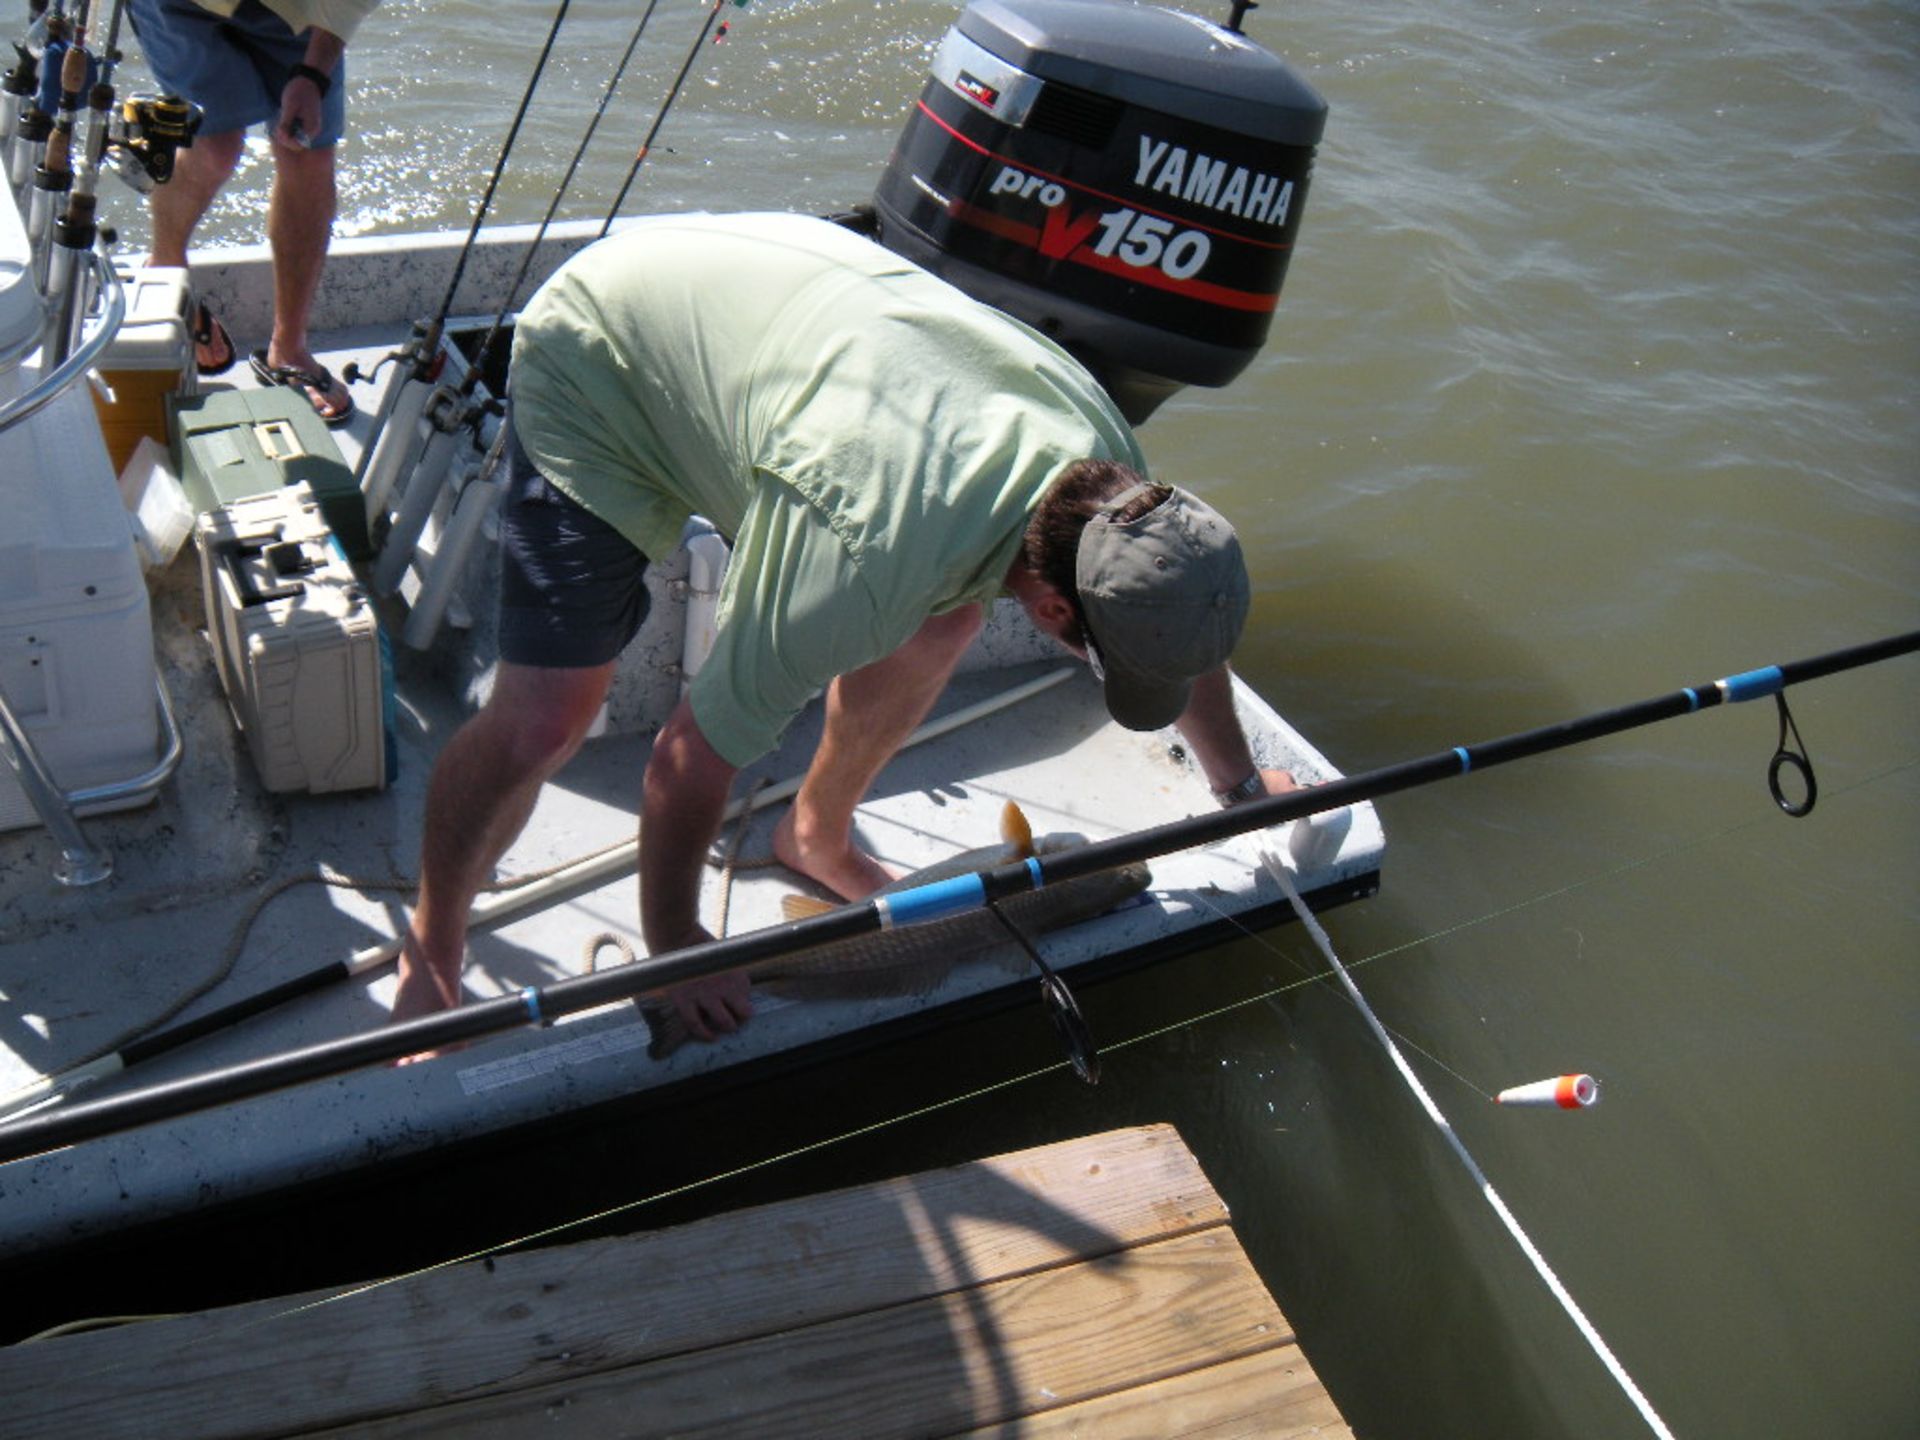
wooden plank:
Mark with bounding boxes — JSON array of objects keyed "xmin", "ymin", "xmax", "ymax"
[
  {"xmin": 306, "ymin": 1228, "xmax": 1290, "ymax": 1438},
  {"xmin": 0, "ymin": 1124, "xmax": 1226, "ymax": 1440},
  {"xmin": 955, "ymin": 1349, "xmax": 1355, "ymax": 1439}
]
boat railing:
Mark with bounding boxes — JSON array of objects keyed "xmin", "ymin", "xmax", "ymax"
[{"xmin": 0, "ymin": 247, "xmax": 124, "ymax": 434}]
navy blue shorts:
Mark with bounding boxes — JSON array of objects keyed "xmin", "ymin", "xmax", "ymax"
[
  {"xmin": 129, "ymin": 0, "xmax": 348, "ymax": 146},
  {"xmin": 498, "ymin": 426, "xmax": 652, "ymax": 669}
]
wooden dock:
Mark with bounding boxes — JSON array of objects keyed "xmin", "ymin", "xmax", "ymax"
[{"xmin": 0, "ymin": 1124, "xmax": 1350, "ymax": 1438}]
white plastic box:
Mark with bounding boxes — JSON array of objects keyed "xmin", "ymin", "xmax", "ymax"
[
  {"xmin": 93, "ymin": 264, "xmax": 197, "ymax": 476},
  {"xmin": 0, "ymin": 384, "xmax": 161, "ymax": 831},
  {"xmin": 197, "ymin": 484, "xmax": 389, "ymax": 794}
]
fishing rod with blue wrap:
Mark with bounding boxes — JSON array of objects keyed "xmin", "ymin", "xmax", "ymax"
[{"xmin": 0, "ymin": 628, "xmax": 1913, "ymax": 1168}]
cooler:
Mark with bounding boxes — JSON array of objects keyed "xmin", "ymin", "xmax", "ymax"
[
  {"xmin": 0, "ymin": 384, "xmax": 162, "ymax": 831},
  {"xmin": 91, "ymin": 264, "xmax": 197, "ymax": 476},
  {"xmin": 196, "ymin": 484, "xmax": 389, "ymax": 794}
]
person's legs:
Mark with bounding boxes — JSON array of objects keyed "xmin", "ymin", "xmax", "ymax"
[
  {"xmin": 392, "ymin": 660, "xmax": 616, "ymax": 1022},
  {"xmin": 147, "ymin": 129, "xmax": 245, "ymax": 267},
  {"xmin": 130, "ymin": 0, "xmax": 273, "ymax": 368},
  {"xmin": 772, "ymin": 604, "xmax": 985, "ymax": 899},
  {"xmin": 146, "ymin": 129, "xmax": 245, "ymax": 370},
  {"xmin": 395, "ymin": 432, "xmax": 649, "ymax": 1021},
  {"xmin": 259, "ymin": 137, "xmax": 347, "ymax": 417}
]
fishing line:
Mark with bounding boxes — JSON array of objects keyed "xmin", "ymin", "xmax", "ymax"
[
  {"xmin": 461, "ymin": 0, "xmax": 672, "ymax": 391},
  {"xmin": 17, "ymin": 1048, "xmax": 1067, "ymax": 1373},
  {"xmin": 429, "ymin": 0, "xmax": 574, "ymax": 339},
  {"xmin": 598, "ymin": 0, "xmax": 740, "ymax": 235},
  {"xmin": 1261, "ymin": 849, "xmax": 1677, "ymax": 1440},
  {"xmin": 1094, "ymin": 752, "xmax": 1920, "ymax": 1099},
  {"xmin": 27, "ymin": 760, "xmax": 1914, "ymax": 1371}
]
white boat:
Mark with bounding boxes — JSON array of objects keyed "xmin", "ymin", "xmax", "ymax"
[{"xmin": 0, "ymin": 0, "xmax": 1383, "ymax": 1260}]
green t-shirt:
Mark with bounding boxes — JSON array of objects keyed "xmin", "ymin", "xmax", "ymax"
[{"xmin": 510, "ymin": 211, "xmax": 1144, "ymax": 766}]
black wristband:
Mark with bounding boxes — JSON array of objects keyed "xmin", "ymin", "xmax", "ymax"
[
  {"xmin": 288, "ymin": 62, "xmax": 333, "ymax": 98},
  {"xmin": 1213, "ymin": 771, "xmax": 1265, "ymax": 808}
]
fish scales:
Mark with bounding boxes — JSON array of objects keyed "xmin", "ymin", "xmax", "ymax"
[
  {"xmin": 641, "ymin": 825, "xmax": 1149, "ymax": 1058},
  {"xmin": 758, "ymin": 858, "xmax": 1152, "ymax": 998}
]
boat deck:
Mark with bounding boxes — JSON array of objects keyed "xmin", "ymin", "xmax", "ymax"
[
  {"xmin": 0, "ymin": 271, "xmax": 1382, "ymax": 1258},
  {"xmin": 0, "ymin": 1123, "xmax": 1352, "ymax": 1439}
]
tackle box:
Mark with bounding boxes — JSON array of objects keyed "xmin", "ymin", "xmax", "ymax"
[
  {"xmin": 197, "ymin": 483, "xmax": 391, "ymax": 794},
  {"xmin": 0, "ymin": 384, "xmax": 160, "ymax": 830},
  {"xmin": 91, "ymin": 264, "xmax": 197, "ymax": 476},
  {"xmin": 171, "ymin": 387, "xmax": 371, "ymax": 560}
]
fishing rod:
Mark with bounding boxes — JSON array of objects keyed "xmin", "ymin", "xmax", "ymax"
[
  {"xmin": 357, "ymin": 0, "xmax": 749, "ymax": 591},
  {"xmin": 21, "ymin": 0, "xmax": 81, "ymax": 287},
  {"xmin": 41, "ymin": 0, "xmax": 121, "ymax": 365},
  {"xmin": 4, "ymin": 2, "xmax": 50, "ymax": 193},
  {"xmin": 77, "ymin": 0, "xmax": 121, "ymax": 174},
  {"xmin": 598, "ymin": 0, "xmax": 741, "ymax": 235},
  {"xmin": 457, "ymin": 0, "xmax": 670, "ymax": 398},
  {"xmin": 346, "ymin": 0, "xmax": 576, "ymax": 505},
  {"xmin": 1026, "ymin": 627, "xmax": 1920, "ymax": 890},
  {"xmin": 0, "ymin": 6, "xmax": 44, "ymax": 190},
  {"xmin": 0, "ymin": 630, "xmax": 1912, "ymax": 1166},
  {"xmin": 367, "ymin": 0, "xmax": 689, "ymax": 587},
  {"xmin": 426, "ymin": 0, "xmax": 572, "ymax": 350}
]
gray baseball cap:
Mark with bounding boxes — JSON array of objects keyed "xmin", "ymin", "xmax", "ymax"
[{"xmin": 1075, "ymin": 485, "xmax": 1250, "ymax": 731}]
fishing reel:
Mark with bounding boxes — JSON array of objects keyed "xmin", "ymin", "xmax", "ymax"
[{"xmin": 107, "ymin": 92, "xmax": 199, "ymax": 191}]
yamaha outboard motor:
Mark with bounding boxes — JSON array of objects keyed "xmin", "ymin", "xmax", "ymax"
[{"xmin": 873, "ymin": 0, "xmax": 1327, "ymax": 423}]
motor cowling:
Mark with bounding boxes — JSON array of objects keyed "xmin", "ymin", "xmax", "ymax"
[{"xmin": 873, "ymin": 0, "xmax": 1327, "ymax": 423}]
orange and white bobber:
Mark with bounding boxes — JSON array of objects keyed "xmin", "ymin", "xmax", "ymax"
[{"xmin": 1497, "ymin": 1074, "xmax": 1601, "ymax": 1109}]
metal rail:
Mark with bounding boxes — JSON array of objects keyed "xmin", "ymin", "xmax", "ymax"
[
  {"xmin": 0, "ymin": 246, "xmax": 124, "ymax": 434},
  {"xmin": 0, "ymin": 672, "xmax": 184, "ymax": 887}
]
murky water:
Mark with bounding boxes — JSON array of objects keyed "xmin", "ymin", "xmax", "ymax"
[{"xmin": 86, "ymin": 1, "xmax": 1920, "ymax": 1435}]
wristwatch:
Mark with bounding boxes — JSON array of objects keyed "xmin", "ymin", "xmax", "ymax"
[
  {"xmin": 1213, "ymin": 771, "xmax": 1264, "ymax": 808},
  {"xmin": 289, "ymin": 62, "xmax": 333, "ymax": 98}
]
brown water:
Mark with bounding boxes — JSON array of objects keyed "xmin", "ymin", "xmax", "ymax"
[{"xmin": 104, "ymin": 1, "xmax": 1920, "ymax": 1435}]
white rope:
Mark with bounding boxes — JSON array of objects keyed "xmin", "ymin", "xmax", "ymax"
[{"xmin": 1258, "ymin": 837, "xmax": 1677, "ymax": 1440}]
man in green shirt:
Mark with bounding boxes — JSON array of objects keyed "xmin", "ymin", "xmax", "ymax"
[{"xmin": 394, "ymin": 212, "xmax": 1291, "ymax": 1043}]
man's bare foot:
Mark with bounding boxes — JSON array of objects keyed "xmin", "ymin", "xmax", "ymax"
[
  {"xmin": 389, "ymin": 932, "xmax": 463, "ymax": 1023},
  {"xmin": 772, "ymin": 807, "xmax": 901, "ymax": 900}
]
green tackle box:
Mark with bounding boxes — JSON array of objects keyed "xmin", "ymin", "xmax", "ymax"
[{"xmin": 169, "ymin": 387, "xmax": 371, "ymax": 560}]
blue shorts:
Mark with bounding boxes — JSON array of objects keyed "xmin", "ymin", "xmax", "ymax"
[
  {"xmin": 128, "ymin": 0, "xmax": 348, "ymax": 147},
  {"xmin": 498, "ymin": 424, "xmax": 653, "ymax": 669}
]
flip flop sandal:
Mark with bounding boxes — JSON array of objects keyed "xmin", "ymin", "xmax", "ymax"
[
  {"xmin": 192, "ymin": 299, "xmax": 236, "ymax": 375},
  {"xmin": 249, "ymin": 348, "xmax": 355, "ymax": 427}
]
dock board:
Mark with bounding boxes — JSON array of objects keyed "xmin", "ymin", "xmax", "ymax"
[{"xmin": 0, "ymin": 1125, "xmax": 1349, "ymax": 1438}]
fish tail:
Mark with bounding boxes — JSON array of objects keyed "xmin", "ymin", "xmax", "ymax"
[{"xmin": 1001, "ymin": 799, "xmax": 1034, "ymax": 857}]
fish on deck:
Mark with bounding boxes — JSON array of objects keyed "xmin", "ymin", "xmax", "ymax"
[{"xmin": 642, "ymin": 803, "xmax": 1152, "ymax": 1057}]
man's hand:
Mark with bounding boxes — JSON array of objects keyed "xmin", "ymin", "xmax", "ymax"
[
  {"xmin": 276, "ymin": 30, "xmax": 344, "ymax": 150},
  {"xmin": 666, "ymin": 969, "xmax": 754, "ymax": 1044},
  {"xmin": 275, "ymin": 75, "xmax": 322, "ymax": 149}
]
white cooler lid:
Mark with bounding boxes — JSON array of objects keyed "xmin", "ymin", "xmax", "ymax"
[{"xmin": 0, "ymin": 186, "xmax": 40, "ymax": 365}]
